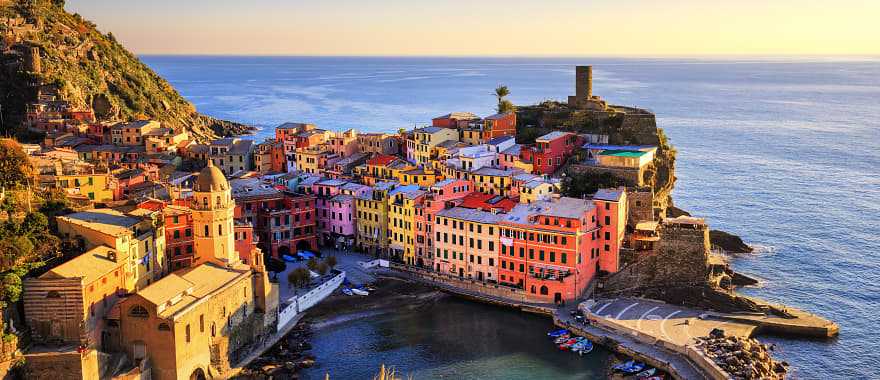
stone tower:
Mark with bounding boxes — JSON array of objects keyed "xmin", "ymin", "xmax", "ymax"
[
  {"xmin": 576, "ymin": 65, "xmax": 592, "ymax": 100},
  {"xmin": 191, "ymin": 160, "xmax": 237, "ymax": 266}
]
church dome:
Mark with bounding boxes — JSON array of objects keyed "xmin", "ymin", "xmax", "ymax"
[{"xmin": 194, "ymin": 161, "xmax": 229, "ymax": 192}]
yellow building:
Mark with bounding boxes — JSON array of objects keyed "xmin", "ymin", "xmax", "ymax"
[
  {"xmin": 406, "ymin": 126, "xmax": 459, "ymax": 166},
  {"xmin": 471, "ymin": 167, "xmax": 517, "ymax": 196},
  {"xmin": 387, "ymin": 185, "xmax": 425, "ymax": 265},
  {"xmin": 295, "ymin": 145, "xmax": 333, "ymax": 175},
  {"xmin": 112, "ymin": 120, "xmax": 160, "ymax": 146},
  {"xmin": 355, "ymin": 155, "xmax": 414, "ymax": 186},
  {"xmin": 518, "ymin": 180, "xmax": 561, "ymax": 204},
  {"xmin": 397, "ymin": 167, "xmax": 441, "ymax": 188},
  {"xmin": 55, "ymin": 208, "xmax": 166, "ymax": 291},
  {"xmin": 118, "ymin": 160, "xmax": 276, "ymax": 380},
  {"xmin": 55, "ymin": 172, "xmax": 116, "ymax": 202},
  {"xmin": 355, "ymin": 182, "xmax": 396, "ymax": 255}
]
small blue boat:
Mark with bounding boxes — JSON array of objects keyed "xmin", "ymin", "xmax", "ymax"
[
  {"xmin": 547, "ymin": 329, "xmax": 569, "ymax": 337},
  {"xmin": 617, "ymin": 361, "xmax": 646, "ymax": 374}
]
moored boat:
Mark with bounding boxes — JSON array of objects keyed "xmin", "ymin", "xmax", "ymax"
[
  {"xmin": 547, "ymin": 329, "xmax": 569, "ymax": 337},
  {"xmin": 351, "ymin": 288, "xmax": 369, "ymax": 296},
  {"xmin": 635, "ymin": 368, "xmax": 656, "ymax": 378}
]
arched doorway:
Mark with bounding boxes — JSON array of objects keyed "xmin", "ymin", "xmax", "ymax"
[
  {"xmin": 554, "ymin": 292, "xmax": 562, "ymax": 304},
  {"xmin": 540, "ymin": 285, "xmax": 548, "ymax": 295},
  {"xmin": 189, "ymin": 368, "xmax": 207, "ymax": 380}
]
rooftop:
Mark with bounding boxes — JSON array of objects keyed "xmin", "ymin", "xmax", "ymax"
[
  {"xmin": 367, "ymin": 154, "xmax": 399, "ymax": 166},
  {"xmin": 459, "ymin": 192, "xmax": 517, "ymax": 212},
  {"xmin": 599, "ymin": 149, "xmax": 649, "ymax": 158},
  {"xmin": 437, "ymin": 206, "xmax": 503, "ymax": 224},
  {"xmin": 472, "ymin": 167, "xmax": 517, "ymax": 177},
  {"xmin": 488, "ymin": 135, "xmax": 515, "ymax": 145},
  {"xmin": 58, "ymin": 209, "xmax": 140, "ymax": 237},
  {"xmin": 594, "ymin": 188, "xmax": 625, "ymax": 202},
  {"xmin": 484, "ymin": 112, "xmax": 513, "ymax": 120},
  {"xmin": 435, "ymin": 112, "xmax": 479, "ymax": 120},
  {"xmin": 536, "ymin": 131, "xmax": 571, "ymax": 142},
  {"xmin": 43, "ymin": 245, "xmax": 123, "ymax": 285},
  {"xmin": 415, "ymin": 126, "xmax": 444, "ymax": 134},
  {"xmin": 230, "ymin": 178, "xmax": 281, "ymax": 199},
  {"xmin": 502, "ymin": 197, "xmax": 595, "ymax": 224},
  {"xmin": 143, "ymin": 262, "xmax": 250, "ymax": 318}
]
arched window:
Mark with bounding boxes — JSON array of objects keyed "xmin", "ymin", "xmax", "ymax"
[
  {"xmin": 202, "ymin": 197, "xmax": 208, "ymax": 207},
  {"xmin": 211, "ymin": 323, "xmax": 216, "ymax": 337},
  {"xmin": 218, "ymin": 224, "xmax": 223, "ymax": 236},
  {"xmin": 129, "ymin": 305, "xmax": 149, "ymax": 318},
  {"xmin": 216, "ymin": 196, "xmax": 221, "ymax": 207},
  {"xmin": 540, "ymin": 286, "xmax": 549, "ymax": 295},
  {"xmin": 158, "ymin": 323, "xmax": 171, "ymax": 331},
  {"xmin": 530, "ymin": 285, "xmax": 536, "ymax": 294}
]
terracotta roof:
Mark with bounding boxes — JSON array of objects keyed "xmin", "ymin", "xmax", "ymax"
[
  {"xmin": 367, "ymin": 154, "xmax": 398, "ymax": 166},
  {"xmin": 459, "ymin": 192, "xmax": 517, "ymax": 212}
]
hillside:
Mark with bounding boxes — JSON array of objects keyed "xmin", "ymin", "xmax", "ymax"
[
  {"xmin": 516, "ymin": 100, "xmax": 677, "ymax": 213},
  {"xmin": 0, "ymin": 0, "xmax": 251, "ymax": 140}
]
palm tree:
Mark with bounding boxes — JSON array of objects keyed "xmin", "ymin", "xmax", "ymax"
[{"xmin": 494, "ymin": 85, "xmax": 510, "ymax": 104}]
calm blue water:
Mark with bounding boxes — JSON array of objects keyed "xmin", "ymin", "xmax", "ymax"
[{"xmin": 143, "ymin": 56, "xmax": 880, "ymax": 378}]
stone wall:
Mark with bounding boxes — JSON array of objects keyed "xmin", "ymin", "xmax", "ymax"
[
  {"xmin": 602, "ymin": 217, "xmax": 710, "ymax": 295},
  {"xmin": 626, "ymin": 187, "xmax": 655, "ymax": 225},
  {"xmin": 567, "ymin": 163, "xmax": 646, "ymax": 187},
  {"xmin": 24, "ymin": 349, "xmax": 99, "ymax": 380}
]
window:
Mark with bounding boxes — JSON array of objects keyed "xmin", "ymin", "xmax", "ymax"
[
  {"xmin": 185, "ymin": 324, "xmax": 191, "ymax": 343},
  {"xmin": 129, "ymin": 305, "xmax": 149, "ymax": 318},
  {"xmin": 200, "ymin": 314, "xmax": 205, "ymax": 332},
  {"xmin": 561, "ymin": 253, "xmax": 567, "ymax": 264},
  {"xmin": 204, "ymin": 225, "xmax": 209, "ymax": 237},
  {"xmin": 158, "ymin": 323, "xmax": 171, "ymax": 331}
]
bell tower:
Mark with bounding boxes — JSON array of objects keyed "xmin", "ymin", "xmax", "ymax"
[{"xmin": 191, "ymin": 160, "xmax": 237, "ymax": 266}]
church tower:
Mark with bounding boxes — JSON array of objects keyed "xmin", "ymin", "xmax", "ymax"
[{"xmin": 191, "ymin": 160, "xmax": 238, "ymax": 266}]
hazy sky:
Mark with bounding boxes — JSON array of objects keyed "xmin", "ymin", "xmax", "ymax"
[{"xmin": 66, "ymin": 0, "xmax": 880, "ymax": 56}]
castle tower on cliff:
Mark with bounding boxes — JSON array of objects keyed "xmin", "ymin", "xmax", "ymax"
[
  {"xmin": 568, "ymin": 65, "xmax": 607, "ymax": 111},
  {"xmin": 191, "ymin": 160, "xmax": 238, "ymax": 265}
]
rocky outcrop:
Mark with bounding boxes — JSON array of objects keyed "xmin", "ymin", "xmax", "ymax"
[
  {"xmin": 710, "ymin": 230, "xmax": 754, "ymax": 253},
  {"xmin": 696, "ymin": 330, "xmax": 788, "ymax": 380},
  {"xmin": 517, "ymin": 101, "xmax": 676, "ymax": 214},
  {"xmin": 0, "ymin": 0, "xmax": 253, "ymax": 140}
]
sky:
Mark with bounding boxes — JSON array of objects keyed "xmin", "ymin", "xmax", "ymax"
[{"xmin": 66, "ymin": 0, "xmax": 880, "ymax": 56}]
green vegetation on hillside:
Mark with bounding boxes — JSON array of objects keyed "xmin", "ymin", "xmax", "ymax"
[{"xmin": 0, "ymin": 0, "xmax": 250, "ymax": 140}]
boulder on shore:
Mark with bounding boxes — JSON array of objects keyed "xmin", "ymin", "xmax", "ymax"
[{"xmin": 710, "ymin": 230, "xmax": 754, "ymax": 253}]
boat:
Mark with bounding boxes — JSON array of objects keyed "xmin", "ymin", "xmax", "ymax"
[
  {"xmin": 635, "ymin": 368, "xmax": 656, "ymax": 378},
  {"xmin": 282, "ymin": 254, "xmax": 298, "ymax": 263},
  {"xmin": 613, "ymin": 360, "xmax": 636, "ymax": 371},
  {"xmin": 573, "ymin": 340, "xmax": 593, "ymax": 355},
  {"xmin": 554, "ymin": 335, "xmax": 571, "ymax": 344},
  {"xmin": 547, "ymin": 329, "xmax": 569, "ymax": 337},
  {"xmin": 642, "ymin": 375, "xmax": 664, "ymax": 380},
  {"xmin": 341, "ymin": 288, "xmax": 353, "ymax": 296},
  {"xmin": 620, "ymin": 362, "xmax": 647, "ymax": 374},
  {"xmin": 559, "ymin": 337, "xmax": 584, "ymax": 350},
  {"xmin": 351, "ymin": 288, "xmax": 369, "ymax": 296}
]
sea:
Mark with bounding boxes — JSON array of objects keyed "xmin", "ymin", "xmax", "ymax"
[{"xmin": 142, "ymin": 56, "xmax": 880, "ymax": 379}]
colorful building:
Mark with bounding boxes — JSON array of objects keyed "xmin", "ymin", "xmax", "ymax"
[
  {"xmin": 434, "ymin": 207, "xmax": 502, "ymax": 281},
  {"xmin": 593, "ymin": 188, "xmax": 629, "ymax": 273},
  {"xmin": 406, "ymin": 126, "xmax": 459, "ymax": 166},
  {"xmin": 413, "ymin": 178, "xmax": 473, "ymax": 269},
  {"xmin": 230, "ymin": 177, "xmax": 317, "ymax": 258},
  {"xmin": 520, "ymin": 131, "xmax": 581, "ymax": 175},
  {"xmin": 355, "ymin": 182, "xmax": 397, "ymax": 256},
  {"xmin": 387, "ymin": 185, "xmax": 425, "ymax": 264}
]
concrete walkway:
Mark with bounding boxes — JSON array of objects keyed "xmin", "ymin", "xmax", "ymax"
[{"xmin": 556, "ymin": 309, "xmax": 708, "ymax": 380}]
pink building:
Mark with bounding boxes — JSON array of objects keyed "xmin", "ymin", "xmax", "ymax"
[
  {"xmin": 593, "ymin": 188, "xmax": 628, "ymax": 273},
  {"xmin": 414, "ymin": 178, "xmax": 473, "ymax": 268},
  {"xmin": 313, "ymin": 179, "xmax": 370, "ymax": 248},
  {"xmin": 434, "ymin": 206, "xmax": 502, "ymax": 281}
]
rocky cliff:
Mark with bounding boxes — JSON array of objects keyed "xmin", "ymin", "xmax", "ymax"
[{"xmin": 0, "ymin": 0, "xmax": 252, "ymax": 140}]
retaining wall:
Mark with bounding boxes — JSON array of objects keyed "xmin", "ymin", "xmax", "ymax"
[{"xmin": 277, "ymin": 271, "xmax": 345, "ymax": 332}]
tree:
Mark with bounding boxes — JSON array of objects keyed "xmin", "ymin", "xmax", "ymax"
[
  {"xmin": 493, "ymin": 85, "xmax": 515, "ymax": 114},
  {"xmin": 326, "ymin": 256, "xmax": 338, "ymax": 271},
  {"xmin": 306, "ymin": 257, "xmax": 318, "ymax": 271},
  {"xmin": 287, "ymin": 267, "xmax": 311, "ymax": 290},
  {"xmin": 0, "ymin": 139, "xmax": 32, "ymax": 190},
  {"xmin": 316, "ymin": 262, "xmax": 329, "ymax": 276}
]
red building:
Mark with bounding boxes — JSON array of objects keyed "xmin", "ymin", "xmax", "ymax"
[
  {"xmin": 234, "ymin": 222, "xmax": 259, "ymax": 265},
  {"xmin": 481, "ymin": 112, "xmax": 516, "ymax": 140},
  {"xmin": 497, "ymin": 196, "xmax": 606, "ymax": 303},
  {"xmin": 137, "ymin": 200, "xmax": 195, "ymax": 271},
  {"xmin": 255, "ymin": 139, "xmax": 287, "ymax": 174},
  {"xmin": 520, "ymin": 131, "xmax": 582, "ymax": 175},
  {"xmin": 231, "ymin": 178, "xmax": 318, "ymax": 258},
  {"xmin": 432, "ymin": 112, "xmax": 479, "ymax": 128}
]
